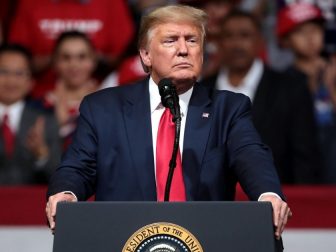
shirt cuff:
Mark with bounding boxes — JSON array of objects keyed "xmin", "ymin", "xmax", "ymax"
[
  {"xmin": 258, "ymin": 192, "xmax": 281, "ymax": 201},
  {"xmin": 62, "ymin": 191, "xmax": 78, "ymax": 201}
]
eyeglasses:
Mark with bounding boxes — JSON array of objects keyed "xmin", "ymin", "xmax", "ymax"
[{"xmin": 0, "ymin": 68, "xmax": 31, "ymax": 79}]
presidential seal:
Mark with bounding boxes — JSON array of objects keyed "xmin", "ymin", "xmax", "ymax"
[{"xmin": 122, "ymin": 222, "xmax": 203, "ymax": 252}]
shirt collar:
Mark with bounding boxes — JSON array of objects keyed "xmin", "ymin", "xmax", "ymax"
[
  {"xmin": 149, "ymin": 77, "xmax": 193, "ymax": 117},
  {"xmin": 216, "ymin": 59, "xmax": 263, "ymax": 100},
  {"xmin": 242, "ymin": 59, "xmax": 263, "ymax": 90}
]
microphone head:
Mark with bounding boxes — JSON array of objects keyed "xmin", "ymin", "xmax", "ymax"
[
  {"xmin": 158, "ymin": 78, "xmax": 175, "ymax": 108},
  {"xmin": 158, "ymin": 78, "xmax": 172, "ymax": 87}
]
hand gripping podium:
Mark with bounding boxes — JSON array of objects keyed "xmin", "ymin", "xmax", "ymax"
[{"xmin": 53, "ymin": 201, "xmax": 281, "ymax": 252}]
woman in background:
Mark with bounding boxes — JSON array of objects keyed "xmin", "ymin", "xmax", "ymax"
[{"xmin": 43, "ymin": 31, "xmax": 97, "ymax": 150}]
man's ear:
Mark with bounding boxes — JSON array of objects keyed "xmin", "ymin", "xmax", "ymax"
[{"xmin": 139, "ymin": 48, "xmax": 151, "ymax": 73}]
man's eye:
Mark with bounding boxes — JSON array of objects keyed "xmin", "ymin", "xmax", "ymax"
[
  {"xmin": 163, "ymin": 39, "xmax": 174, "ymax": 43},
  {"xmin": 187, "ymin": 37, "xmax": 199, "ymax": 44}
]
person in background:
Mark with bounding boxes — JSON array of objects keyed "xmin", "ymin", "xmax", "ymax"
[
  {"xmin": 277, "ymin": 3, "xmax": 336, "ymax": 183},
  {"xmin": 8, "ymin": 0, "xmax": 134, "ymax": 98},
  {"xmin": 277, "ymin": 0, "xmax": 336, "ymax": 56},
  {"xmin": 0, "ymin": 44, "xmax": 61, "ymax": 184},
  {"xmin": 43, "ymin": 31, "xmax": 98, "ymax": 150},
  {"xmin": 201, "ymin": 10, "xmax": 321, "ymax": 184}
]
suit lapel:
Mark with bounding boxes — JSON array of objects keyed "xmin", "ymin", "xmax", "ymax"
[
  {"xmin": 183, "ymin": 83, "xmax": 212, "ymax": 200},
  {"xmin": 123, "ymin": 80, "xmax": 157, "ymax": 200}
]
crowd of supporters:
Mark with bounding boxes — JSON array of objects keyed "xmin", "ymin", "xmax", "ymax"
[{"xmin": 0, "ymin": 0, "xmax": 335, "ymax": 185}]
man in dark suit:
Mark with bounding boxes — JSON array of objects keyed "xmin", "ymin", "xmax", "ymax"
[
  {"xmin": 46, "ymin": 5, "xmax": 291, "ymax": 240},
  {"xmin": 201, "ymin": 10, "xmax": 321, "ymax": 184},
  {"xmin": 0, "ymin": 44, "xmax": 61, "ymax": 184}
]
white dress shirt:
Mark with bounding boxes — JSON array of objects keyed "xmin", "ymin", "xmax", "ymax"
[
  {"xmin": 216, "ymin": 59, "xmax": 264, "ymax": 102},
  {"xmin": 0, "ymin": 101, "xmax": 25, "ymax": 133}
]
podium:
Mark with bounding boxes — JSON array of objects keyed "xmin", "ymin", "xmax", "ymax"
[{"xmin": 53, "ymin": 201, "xmax": 280, "ymax": 252}]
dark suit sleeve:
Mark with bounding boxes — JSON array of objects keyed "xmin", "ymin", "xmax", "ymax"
[
  {"xmin": 226, "ymin": 95, "xmax": 284, "ymax": 200},
  {"xmin": 47, "ymin": 97, "xmax": 98, "ymax": 200}
]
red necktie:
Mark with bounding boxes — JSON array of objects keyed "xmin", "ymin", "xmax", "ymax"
[
  {"xmin": 156, "ymin": 108, "xmax": 186, "ymax": 201},
  {"xmin": 1, "ymin": 113, "xmax": 15, "ymax": 158}
]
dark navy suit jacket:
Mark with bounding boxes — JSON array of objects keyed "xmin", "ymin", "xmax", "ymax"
[{"xmin": 47, "ymin": 78, "xmax": 283, "ymax": 201}]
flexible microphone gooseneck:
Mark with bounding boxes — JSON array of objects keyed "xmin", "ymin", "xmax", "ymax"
[{"xmin": 158, "ymin": 78, "xmax": 181, "ymax": 202}]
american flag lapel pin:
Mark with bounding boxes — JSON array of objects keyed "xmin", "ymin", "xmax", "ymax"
[{"xmin": 202, "ymin": 112, "xmax": 210, "ymax": 118}]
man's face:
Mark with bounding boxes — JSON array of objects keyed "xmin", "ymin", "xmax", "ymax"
[
  {"xmin": 140, "ymin": 22, "xmax": 203, "ymax": 94},
  {"xmin": 220, "ymin": 17, "xmax": 261, "ymax": 72},
  {"xmin": 204, "ymin": 1, "xmax": 232, "ymax": 36},
  {"xmin": 0, "ymin": 52, "xmax": 32, "ymax": 105}
]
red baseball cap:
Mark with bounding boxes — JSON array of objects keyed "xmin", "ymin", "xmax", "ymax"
[{"xmin": 277, "ymin": 3, "xmax": 323, "ymax": 38}]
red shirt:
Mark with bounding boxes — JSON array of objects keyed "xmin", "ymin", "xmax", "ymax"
[{"xmin": 9, "ymin": 0, "xmax": 134, "ymax": 56}]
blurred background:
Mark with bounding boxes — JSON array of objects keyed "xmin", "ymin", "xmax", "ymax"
[{"xmin": 0, "ymin": 0, "xmax": 335, "ymax": 251}]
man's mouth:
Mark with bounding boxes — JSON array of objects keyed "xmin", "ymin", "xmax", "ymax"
[{"xmin": 174, "ymin": 62, "xmax": 192, "ymax": 68}]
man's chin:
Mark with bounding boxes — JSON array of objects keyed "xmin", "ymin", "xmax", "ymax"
[{"xmin": 170, "ymin": 72, "xmax": 197, "ymax": 83}]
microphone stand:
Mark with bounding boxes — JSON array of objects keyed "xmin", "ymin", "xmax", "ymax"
[{"xmin": 164, "ymin": 93, "xmax": 181, "ymax": 202}]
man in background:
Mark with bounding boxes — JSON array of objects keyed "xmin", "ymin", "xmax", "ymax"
[
  {"xmin": 0, "ymin": 44, "xmax": 61, "ymax": 184},
  {"xmin": 201, "ymin": 10, "xmax": 321, "ymax": 184}
]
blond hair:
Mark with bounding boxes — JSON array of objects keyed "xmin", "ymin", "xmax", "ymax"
[{"xmin": 138, "ymin": 5, "xmax": 208, "ymax": 49}]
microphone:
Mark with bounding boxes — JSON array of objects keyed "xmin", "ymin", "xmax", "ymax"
[
  {"xmin": 158, "ymin": 78, "xmax": 182, "ymax": 201},
  {"xmin": 158, "ymin": 78, "xmax": 181, "ymax": 122}
]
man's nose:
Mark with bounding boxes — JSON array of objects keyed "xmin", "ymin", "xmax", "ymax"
[{"xmin": 177, "ymin": 39, "xmax": 188, "ymax": 57}]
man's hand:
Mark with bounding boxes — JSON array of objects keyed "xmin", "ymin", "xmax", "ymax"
[
  {"xmin": 46, "ymin": 192, "xmax": 77, "ymax": 233},
  {"xmin": 259, "ymin": 195, "xmax": 292, "ymax": 240}
]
